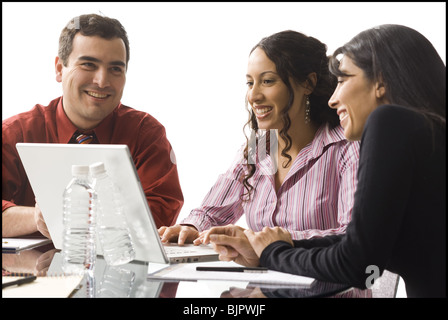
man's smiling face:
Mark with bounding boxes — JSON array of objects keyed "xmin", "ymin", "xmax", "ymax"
[{"xmin": 55, "ymin": 33, "xmax": 127, "ymax": 130}]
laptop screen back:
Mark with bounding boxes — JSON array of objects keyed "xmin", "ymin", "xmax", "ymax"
[{"xmin": 16, "ymin": 143, "xmax": 169, "ymax": 264}]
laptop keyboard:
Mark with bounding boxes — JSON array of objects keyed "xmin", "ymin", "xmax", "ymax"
[{"xmin": 164, "ymin": 246, "xmax": 198, "ymax": 255}]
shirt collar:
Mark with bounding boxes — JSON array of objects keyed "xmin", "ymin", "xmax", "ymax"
[
  {"xmin": 56, "ymin": 98, "xmax": 78, "ymax": 143},
  {"xmin": 309, "ymin": 123, "xmax": 346, "ymax": 159},
  {"xmin": 56, "ymin": 96, "xmax": 120, "ymax": 144},
  {"xmin": 93, "ymin": 105, "xmax": 118, "ymax": 144},
  {"xmin": 255, "ymin": 124, "xmax": 346, "ymax": 176}
]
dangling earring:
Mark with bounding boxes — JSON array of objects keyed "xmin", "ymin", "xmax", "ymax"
[{"xmin": 305, "ymin": 96, "xmax": 311, "ymax": 124}]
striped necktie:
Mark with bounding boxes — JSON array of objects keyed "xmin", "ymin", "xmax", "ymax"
[{"xmin": 75, "ymin": 133, "xmax": 94, "ymax": 144}]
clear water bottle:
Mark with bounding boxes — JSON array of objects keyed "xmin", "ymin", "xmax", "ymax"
[
  {"xmin": 90, "ymin": 162, "xmax": 135, "ymax": 266},
  {"xmin": 62, "ymin": 165, "xmax": 97, "ymax": 275},
  {"xmin": 98, "ymin": 266, "xmax": 135, "ymax": 297}
]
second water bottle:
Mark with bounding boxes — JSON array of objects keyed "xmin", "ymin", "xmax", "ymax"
[{"xmin": 90, "ymin": 162, "xmax": 135, "ymax": 266}]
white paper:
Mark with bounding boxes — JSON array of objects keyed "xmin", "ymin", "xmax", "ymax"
[{"xmin": 147, "ymin": 261, "xmax": 314, "ymax": 287}]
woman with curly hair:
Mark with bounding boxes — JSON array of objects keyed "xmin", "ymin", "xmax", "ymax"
[{"xmin": 159, "ymin": 30, "xmax": 360, "ymax": 250}]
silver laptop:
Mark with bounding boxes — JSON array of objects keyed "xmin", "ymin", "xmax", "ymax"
[{"xmin": 16, "ymin": 143, "xmax": 218, "ymax": 264}]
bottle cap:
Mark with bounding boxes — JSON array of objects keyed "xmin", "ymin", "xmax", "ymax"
[
  {"xmin": 71, "ymin": 165, "xmax": 89, "ymax": 176},
  {"xmin": 89, "ymin": 162, "xmax": 106, "ymax": 176}
]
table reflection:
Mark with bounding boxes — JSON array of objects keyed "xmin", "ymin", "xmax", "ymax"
[
  {"xmin": 2, "ymin": 246, "xmax": 351, "ymax": 298},
  {"xmin": 2, "ymin": 243, "xmax": 57, "ymax": 276}
]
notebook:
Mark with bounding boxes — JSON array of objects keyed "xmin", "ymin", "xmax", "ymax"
[
  {"xmin": 2, "ymin": 275, "xmax": 83, "ymax": 298},
  {"xmin": 16, "ymin": 143, "xmax": 218, "ymax": 264},
  {"xmin": 2, "ymin": 237, "xmax": 52, "ymax": 253}
]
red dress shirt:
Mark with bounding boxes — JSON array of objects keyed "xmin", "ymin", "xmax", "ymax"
[{"xmin": 2, "ymin": 97, "xmax": 183, "ymax": 228}]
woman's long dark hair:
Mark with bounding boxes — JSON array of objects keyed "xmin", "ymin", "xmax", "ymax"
[
  {"xmin": 241, "ymin": 30, "xmax": 338, "ymax": 201},
  {"xmin": 329, "ymin": 24, "xmax": 446, "ymax": 125}
]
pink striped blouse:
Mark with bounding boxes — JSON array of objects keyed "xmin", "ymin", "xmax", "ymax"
[{"xmin": 182, "ymin": 124, "xmax": 360, "ymax": 240}]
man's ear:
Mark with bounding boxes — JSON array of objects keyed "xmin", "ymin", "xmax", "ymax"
[{"xmin": 55, "ymin": 56, "xmax": 63, "ymax": 83}]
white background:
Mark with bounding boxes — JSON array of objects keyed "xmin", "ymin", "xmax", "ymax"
[{"xmin": 2, "ymin": 2, "xmax": 446, "ymax": 225}]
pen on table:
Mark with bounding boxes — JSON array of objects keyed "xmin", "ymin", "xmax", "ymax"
[
  {"xmin": 196, "ymin": 266, "xmax": 268, "ymax": 273},
  {"xmin": 2, "ymin": 275, "xmax": 37, "ymax": 289}
]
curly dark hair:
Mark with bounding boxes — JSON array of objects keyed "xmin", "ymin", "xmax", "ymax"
[{"xmin": 241, "ymin": 30, "xmax": 338, "ymax": 201}]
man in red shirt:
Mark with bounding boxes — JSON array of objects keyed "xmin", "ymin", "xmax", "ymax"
[{"xmin": 2, "ymin": 14, "xmax": 184, "ymax": 238}]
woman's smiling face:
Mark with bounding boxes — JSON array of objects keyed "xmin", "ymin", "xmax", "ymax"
[
  {"xmin": 328, "ymin": 55, "xmax": 386, "ymax": 141},
  {"xmin": 246, "ymin": 47, "xmax": 307, "ymax": 130}
]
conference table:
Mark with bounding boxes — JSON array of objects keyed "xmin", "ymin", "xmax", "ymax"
[{"xmin": 2, "ymin": 242, "xmax": 352, "ymax": 299}]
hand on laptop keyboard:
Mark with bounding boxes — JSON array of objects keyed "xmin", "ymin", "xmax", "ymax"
[{"xmin": 158, "ymin": 224, "xmax": 200, "ymax": 245}]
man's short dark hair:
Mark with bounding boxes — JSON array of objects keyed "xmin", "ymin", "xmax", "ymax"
[{"xmin": 58, "ymin": 14, "xmax": 130, "ymax": 68}]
